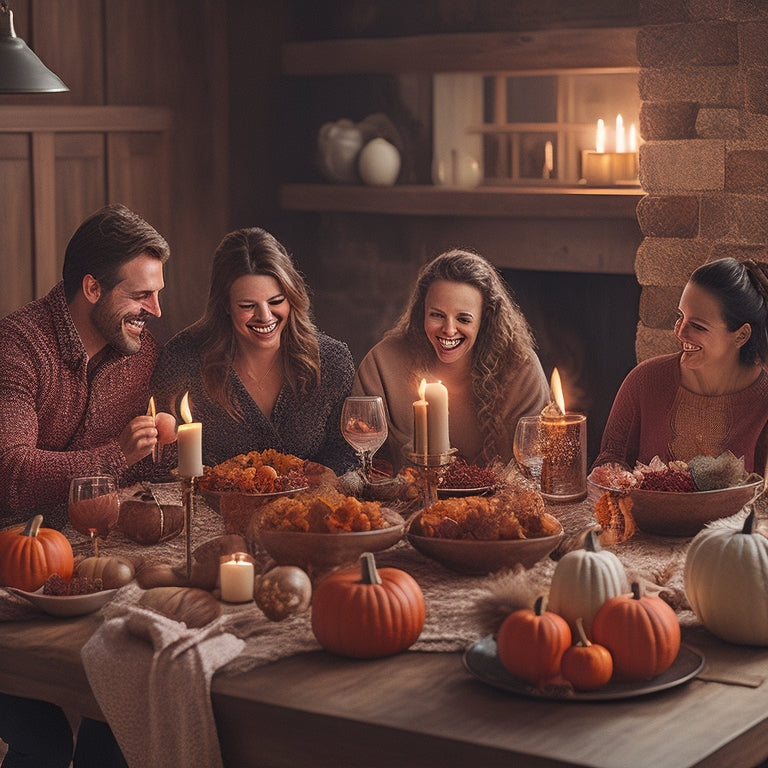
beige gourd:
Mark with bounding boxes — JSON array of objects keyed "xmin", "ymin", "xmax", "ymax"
[{"xmin": 548, "ymin": 529, "xmax": 629, "ymax": 634}]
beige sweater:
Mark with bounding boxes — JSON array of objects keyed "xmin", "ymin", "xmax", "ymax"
[{"xmin": 353, "ymin": 335, "xmax": 550, "ymax": 468}]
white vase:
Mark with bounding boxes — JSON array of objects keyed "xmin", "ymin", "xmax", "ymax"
[{"xmin": 358, "ymin": 138, "xmax": 401, "ymax": 186}]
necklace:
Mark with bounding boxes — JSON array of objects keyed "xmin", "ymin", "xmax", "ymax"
[{"xmin": 237, "ymin": 355, "xmax": 279, "ymax": 390}]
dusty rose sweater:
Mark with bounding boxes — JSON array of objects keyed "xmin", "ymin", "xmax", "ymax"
[
  {"xmin": 595, "ymin": 353, "xmax": 768, "ymax": 474},
  {"xmin": 0, "ymin": 283, "xmax": 160, "ymax": 528}
]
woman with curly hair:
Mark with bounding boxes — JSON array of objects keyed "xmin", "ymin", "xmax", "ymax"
[
  {"xmin": 353, "ymin": 248, "xmax": 550, "ymax": 468},
  {"xmin": 151, "ymin": 227, "xmax": 356, "ymax": 473}
]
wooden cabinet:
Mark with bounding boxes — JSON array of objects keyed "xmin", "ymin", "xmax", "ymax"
[
  {"xmin": 0, "ymin": 106, "xmax": 170, "ymax": 318},
  {"xmin": 279, "ymin": 27, "xmax": 643, "ymax": 219}
]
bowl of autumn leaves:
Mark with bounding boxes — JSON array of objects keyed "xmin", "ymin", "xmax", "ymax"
[{"xmin": 588, "ymin": 452, "xmax": 763, "ymax": 537}]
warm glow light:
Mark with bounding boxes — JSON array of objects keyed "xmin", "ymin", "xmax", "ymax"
[
  {"xmin": 180, "ymin": 391, "xmax": 193, "ymax": 424},
  {"xmin": 615, "ymin": 114, "xmax": 625, "ymax": 153},
  {"xmin": 628, "ymin": 123, "xmax": 637, "ymax": 153},
  {"xmin": 418, "ymin": 378, "xmax": 427, "ymax": 400},
  {"xmin": 550, "ymin": 368, "xmax": 566, "ymax": 414},
  {"xmin": 596, "ymin": 118, "xmax": 606, "ymax": 153},
  {"xmin": 146, "ymin": 396, "xmax": 156, "ymax": 420}
]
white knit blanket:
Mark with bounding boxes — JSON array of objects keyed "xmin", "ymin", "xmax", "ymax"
[{"xmin": 81, "ymin": 591, "xmax": 244, "ymax": 768}]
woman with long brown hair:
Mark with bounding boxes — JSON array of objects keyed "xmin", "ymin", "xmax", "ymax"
[
  {"xmin": 354, "ymin": 248, "xmax": 550, "ymax": 468},
  {"xmin": 152, "ymin": 227, "xmax": 355, "ymax": 472}
]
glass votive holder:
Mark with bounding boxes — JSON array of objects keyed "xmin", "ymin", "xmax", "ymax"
[
  {"xmin": 538, "ymin": 413, "xmax": 587, "ymax": 503},
  {"xmin": 219, "ymin": 552, "xmax": 255, "ymax": 603}
]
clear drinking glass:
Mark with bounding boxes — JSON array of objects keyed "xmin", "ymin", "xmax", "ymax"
[
  {"xmin": 341, "ymin": 396, "xmax": 388, "ymax": 482},
  {"xmin": 68, "ymin": 476, "xmax": 120, "ymax": 556},
  {"xmin": 513, "ymin": 416, "xmax": 544, "ymax": 486}
]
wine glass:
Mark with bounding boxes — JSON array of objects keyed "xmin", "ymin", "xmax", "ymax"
[
  {"xmin": 341, "ymin": 396, "xmax": 388, "ymax": 483},
  {"xmin": 68, "ymin": 476, "xmax": 120, "ymax": 556},
  {"xmin": 513, "ymin": 416, "xmax": 544, "ymax": 487}
]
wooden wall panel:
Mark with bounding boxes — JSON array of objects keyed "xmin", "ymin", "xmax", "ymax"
[
  {"xmin": 52, "ymin": 133, "xmax": 107, "ymax": 293},
  {"xmin": 0, "ymin": 136, "xmax": 34, "ymax": 317}
]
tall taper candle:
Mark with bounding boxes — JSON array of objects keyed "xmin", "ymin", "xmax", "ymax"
[
  {"xmin": 413, "ymin": 378, "xmax": 429, "ymax": 455},
  {"xmin": 424, "ymin": 380, "xmax": 450, "ymax": 454},
  {"xmin": 177, "ymin": 391, "xmax": 203, "ymax": 477}
]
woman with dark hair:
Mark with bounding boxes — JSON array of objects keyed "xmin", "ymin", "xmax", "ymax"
[
  {"xmin": 595, "ymin": 257, "xmax": 768, "ymax": 473},
  {"xmin": 151, "ymin": 228, "xmax": 355, "ymax": 473},
  {"xmin": 353, "ymin": 248, "xmax": 550, "ymax": 468}
]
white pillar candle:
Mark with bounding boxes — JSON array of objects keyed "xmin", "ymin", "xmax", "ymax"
[
  {"xmin": 413, "ymin": 379, "xmax": 429, "ymax": 455},
  {"xmin": 615, "ymin": 114, "xmax": 625, "ymax": 153},
  {"xmin": 219, "ymin": 553, "xmax": 254, "ymax": 603},
  {"xmin": 424, "ymin": 380, "xmax": 450, "ymax": 454},
  {"xmin": 177, "ymin": 391, "xmax": 203, "ymax": 477},
  {"xmin": 595, "ymin": 118, "xmax": 606, "ymax": 153}
]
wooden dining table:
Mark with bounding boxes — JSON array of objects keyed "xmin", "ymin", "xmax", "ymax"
[{"xmin": 2, "ymin": 486, "xmax": 768, "ymax": 768}]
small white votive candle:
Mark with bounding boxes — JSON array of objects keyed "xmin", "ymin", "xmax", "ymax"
[{"xmin": 219, "ymin": 553, "xmax": 254, "ymax": 603}]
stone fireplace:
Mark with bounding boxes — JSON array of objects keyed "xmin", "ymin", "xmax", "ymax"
[{"xmin": 635, "ymin": 1, "xmax": 768, "ymax": 360}]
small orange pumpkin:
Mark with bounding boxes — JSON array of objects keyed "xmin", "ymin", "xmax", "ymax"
[
  {"xmin": 496, "ymin": 596, "xmax": 571, "ymax": 686},
  {"xmin": 560, "ymin": 617, "xmax": 613, "ymax": 691},
  {"xmin": 591, "ymin": 581, "xmax": 680, "ymax": 681},
  {"xmin": 311, "ymin": 552, "xmax": 425, "ymax": 658},
  {"xmin": 0, "ymin": 514, "xmax": 74, "ymax": 591}
]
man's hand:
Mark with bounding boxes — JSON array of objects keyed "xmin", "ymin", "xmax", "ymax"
[{"xmin": 119, "ymin": 414, "xmax": 174, "ymax": 466}]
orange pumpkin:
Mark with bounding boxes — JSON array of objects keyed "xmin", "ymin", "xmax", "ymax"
[
  {"xmin": 591, "ymin": 581, "xmax": 680, "ymax": 681},
  {"xmin": 496, "ymin": 596, "xmax": 571, "ymax": 686},
  {"xmin": 311, "ymin": 551, "xmax": 425, "ymax": 658},
  {"xmin": 0, "ymin": 515, "xmax": 74, "ymax": 591},
  {"xmin": 560, "ymin": 617, "xmax": 613, "ymax": 691}
]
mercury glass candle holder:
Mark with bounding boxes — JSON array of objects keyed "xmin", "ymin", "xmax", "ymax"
[{"xmin": 538, "ymin": 413, "xmax": 587, "ymax": 503}]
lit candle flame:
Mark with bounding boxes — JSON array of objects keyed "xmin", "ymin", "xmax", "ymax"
[
  {"xmin": 551, "ymin": 368, "xmax": 566, "ymax": 414},
  {"xmin": 146, "ymin": 396, "xmax": 156, "ymax": 420},
  {"xmin": 596, "ymin": 118, "xmax": 606, "ymax": 153},
  {"xmin": 616, "ymin": 114, "xmax": 625, "ymax": 153},
  {"xmin": 418, "ymin": 378, "xmax": 427, "ymax": 400},
  {"xmin": 180, "ymin": 391, "xmax": 193, "ymax": 424}
]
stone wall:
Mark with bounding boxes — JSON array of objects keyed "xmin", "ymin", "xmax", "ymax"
[{"xmin": 636, "ymin": 0, "xmax": 768, "ymax": 360}]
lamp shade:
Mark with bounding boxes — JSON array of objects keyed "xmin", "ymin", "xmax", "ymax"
[{"xmin": 0, "ymin": 4, "xmax": 69, "ymax": 93}]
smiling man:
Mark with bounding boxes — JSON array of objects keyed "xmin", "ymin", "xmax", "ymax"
[{"xmin": 0, "ymin": 204, "xmax": 173, "ymax": 531}]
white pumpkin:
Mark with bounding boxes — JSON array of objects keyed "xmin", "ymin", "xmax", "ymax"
[
  {"xmin": 548, "ymin": 529, "xmax": 629, "ymax": 635},
  {"xmin": 684, "ymin": 509, "xmax": 768, "ymax": 645}
]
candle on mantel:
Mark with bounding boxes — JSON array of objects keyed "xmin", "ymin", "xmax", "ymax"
[
  {"xmin": 177, "ymin": 391, "xmax": 203, "ymax": 477},
  {"xmin": 543, "ymin": 140, "xmax": 554, "ymax": 178},
  {"xmin": 424, "ymin": 380, "xmax": 450, "ymax": 454},
  {"xmin": 219, "ymin": 553, "xmax": 254, "ymax": 603},
  {"xmin": 615, "ymin": 114, "xmax": 625, "ymax": 153},
  {"xmin": 413, "ymin": 379, "xmax": 429, "ymax": 455},
  {"xmin": 628, "ymin": 123, "xmax": 637, "ymax": 153},
  {"xmin": 595, "ymin": 118, "xmax": 606, "ymax": 154},
  {"xmin": 539, "ymin": 368, "xmax": 587, "ymax": 502}
]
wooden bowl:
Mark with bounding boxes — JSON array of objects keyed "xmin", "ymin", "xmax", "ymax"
[
  {"xmin": 588, "ymin": 475, "xmax": 763, "ymax": 537},
  {"xmin": 256, "ymin": 509, "xmax": 405, "ymax": 571},
  {"xmin": 406, "ymin": 511, "xmax": 563, "ymax": 575}
]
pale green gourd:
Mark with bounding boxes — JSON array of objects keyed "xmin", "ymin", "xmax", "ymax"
[{"xmin": 548, "ymin": 529, "xmax": 629, "ymax": 634}]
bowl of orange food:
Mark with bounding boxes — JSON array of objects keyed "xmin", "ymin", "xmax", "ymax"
[
  {"xmin": 250, "ymin": 489, "xmax": 405, "ymax": 571},
  {"xmin": 406, "ymin": 485, "xmax": 563, "ymax": 575},
  {"xmin": 198, "ymin": 450, "xmax": 337, "ymax": 532}
]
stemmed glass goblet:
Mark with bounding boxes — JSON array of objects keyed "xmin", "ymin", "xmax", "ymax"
[
  {"xmin": 68, "ymin": 476, "xmax": 120, "ymax": 557},
  {"xmin": 341, "ymin": 396, "xmax": 388, "ymax": 483},
  {"xmin": 513, "ymin": 416, "xmax": 544, "ymax": 487}
]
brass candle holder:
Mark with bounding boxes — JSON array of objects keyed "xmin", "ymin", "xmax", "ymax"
[
  {"xmin": 403, "ymin": 446, "xmax": 457, "ymax": 507},
  {"xmin": 180, "ymin": 475, "xmax": 197, "ymax": 581}
]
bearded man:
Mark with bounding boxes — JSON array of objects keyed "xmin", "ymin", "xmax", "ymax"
[{"xmin": 0, "ymin": 203, "xmax": 175, "ymax": 528}]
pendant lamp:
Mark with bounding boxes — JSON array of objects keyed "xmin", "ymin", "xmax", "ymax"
[{"xmin": 0, "ymin": 1, "xmax": 69, "ymax": 93}]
